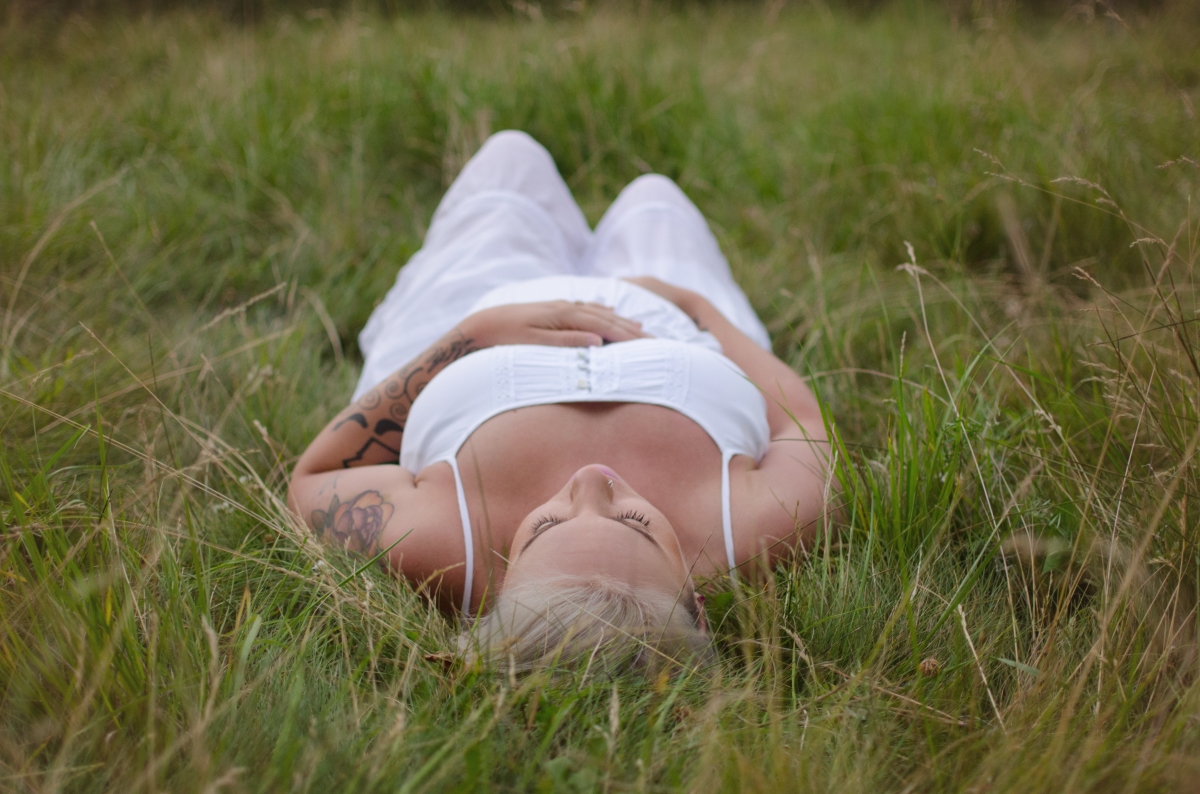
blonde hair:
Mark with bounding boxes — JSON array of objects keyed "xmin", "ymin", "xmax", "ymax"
[{"xmin": 464, "ymin": 576, "xmax": 712, "ymax": 676}]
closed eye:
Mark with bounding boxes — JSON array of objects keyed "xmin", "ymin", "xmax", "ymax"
[
  {"xmin": 519, "ymin": 510, "xmax": 658, "ymax": 554},
  {"xmin": 531, "ymin": 514, "xmax": 562, "ymax": 533},
  {"xmin": 520, "ymin": 514, "xmax": 564, "ymax": 552},
  {"xmin": 613, "ymin": 513, "xmax": 657, "ymax": 546},
  {"xmin": 615, "ymin": 509, "xmax": 649, "ymax": 527}
]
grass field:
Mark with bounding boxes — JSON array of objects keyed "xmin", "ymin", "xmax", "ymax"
[{"xmin": 3, "ymin": 2, "xmax": 1200, "ymax": 791}]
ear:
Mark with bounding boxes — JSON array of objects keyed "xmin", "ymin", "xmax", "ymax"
[{"xmin": 693, "ymin": 592, "xmax": 708, "ymax": 637}]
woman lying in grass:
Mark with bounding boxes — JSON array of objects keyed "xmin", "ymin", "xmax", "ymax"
[{"xmin": 288, "ymin": 131, "xmax": 830, "ymax": 673}]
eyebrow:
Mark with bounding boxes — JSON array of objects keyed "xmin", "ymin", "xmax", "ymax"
[{"xmin": 519, "ymin": 517, "xmax": 660, "ymax": 555}]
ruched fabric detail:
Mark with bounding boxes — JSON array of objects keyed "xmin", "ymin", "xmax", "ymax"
[{"xmin": 401, "ymin": 338, "xmax": 769, "ymax": 474}]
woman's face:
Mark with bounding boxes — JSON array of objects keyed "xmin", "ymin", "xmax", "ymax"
[{"xmin": 503, "ymin": 464, "xmax": 693, "ymax": 603}]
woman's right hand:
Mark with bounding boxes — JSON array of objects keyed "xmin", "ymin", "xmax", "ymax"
[{"xmin": 457, "ymin": 300, "xmax": 649, "ymax": 349}]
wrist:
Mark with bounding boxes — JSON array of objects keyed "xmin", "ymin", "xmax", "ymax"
[
  {"xmin": 677, "ymin": 291, "xmax": 717, "ymax": 329},
  {"xmin": 453, "ymin": 313, "xmax": 491, "ymax": 349},
  {"xmin": 673, "ymin": 288, "xmax": 705, "ymax": 318}
]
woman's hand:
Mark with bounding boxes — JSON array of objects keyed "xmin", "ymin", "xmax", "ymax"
[{"xmin": 458, "ymin": 300, "xmax": 649, "ymax": 349}]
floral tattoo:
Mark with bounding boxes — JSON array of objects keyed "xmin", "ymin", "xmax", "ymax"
[{"xmin": 310, "ymin": 490, "xmax": 394, "ymax": 554}]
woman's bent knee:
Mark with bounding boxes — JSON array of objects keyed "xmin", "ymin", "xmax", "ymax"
[
  {"xmin": 474, "ymin": 130, "xmax": 555, "ymax": 171},
  {"xmin": 617, "ymin": 173, "xmax": 694, "ymax": 207}
]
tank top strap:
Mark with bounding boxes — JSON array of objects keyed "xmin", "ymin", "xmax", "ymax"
[
  {"xmin": 406, "ymin": 340, "xmax": 769, "ymax": 615},
  {"xmin": 721, "ymin": 450, "xmax": 738, "ymax": 579},
  {"xmin": 446, "ymin": 456, "xmax": 475, "ymax": 616}
]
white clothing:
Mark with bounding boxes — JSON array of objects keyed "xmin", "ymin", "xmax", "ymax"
[
  {"xmin": 354, "ymin": 131, "xmax": 769, "ymax": 402},
  {"xmin": 352, "ymin": 131, "xmax": 773, "ymax": 614},
  {"xmin": 403, "ymin": 334, "xmax": 771, "ymax": 615},
  {"xmin": 468, "ymin": 275, "xmax": 722, "ymax": 353}
]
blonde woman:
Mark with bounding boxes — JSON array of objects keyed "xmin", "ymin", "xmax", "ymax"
[{"xmin": 288, "ymin": 131, "xmax": 830, "ymax": 672}]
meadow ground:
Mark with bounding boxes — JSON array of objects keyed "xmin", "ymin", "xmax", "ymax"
[{"xmin": 2, "ymin": 2, "xmax": 1200, "ymax": 791}]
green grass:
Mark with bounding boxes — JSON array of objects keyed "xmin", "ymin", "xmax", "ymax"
[{"xmin": 2, "ymin": 2, "xmax": 1200, "ymax": 791}]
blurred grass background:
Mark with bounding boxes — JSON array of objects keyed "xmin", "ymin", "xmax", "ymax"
[{"xmin": 2, "ymin": 1, "xmax": 1199, "ymax": 791}]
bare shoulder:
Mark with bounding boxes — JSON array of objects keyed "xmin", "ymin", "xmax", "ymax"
[
  {"xmin": 289, "ymin": 462, "xmax": 468, "ymax": 609},
  {"xmin": 729, "ymin": 445, "xmax": 831, "ymax": 569}
]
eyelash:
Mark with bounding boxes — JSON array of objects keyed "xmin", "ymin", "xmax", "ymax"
[
  {"xmin": 530, "ymin": 510, "xmax": 649, "ymax": 533},
  {"xmin": 616, "ymin": 510, "xmax": 650, "ymax": 527},
  {"xmin": 531, "ymin": 514, "xmax": 561, "ymax": 533}
]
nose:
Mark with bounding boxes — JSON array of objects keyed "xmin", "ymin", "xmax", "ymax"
[{"xmin": 567, "ymin": 464, "xmax": 617, "ymax": 510}]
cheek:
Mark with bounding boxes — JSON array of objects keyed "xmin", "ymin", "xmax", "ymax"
[
  {"xmin": 508, "ymin": 532, "xmax": 533, "ymax": 562},
  {"xmin": 509, "ymin": 522, "xmax": 547, "ymax": 563}
]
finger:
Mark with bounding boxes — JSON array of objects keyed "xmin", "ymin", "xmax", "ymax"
[
  {"xmin": 551, "ymin": 301, "xmax": 618, "ymax": 321},
  {"xmin": 604, "ymin": 316, "xmax": 650, "ymax": 340},
  {"xmin": 574, "ymin": 303, "xmax": 628, "ymax": 320},
  {"xmin": 566, "ymin": 311, "xmax": 647, "ymax": 342},
  {"xmin": 572, "ymin": 301, "xmax": 626, "ymax": 321},
  {"xmin": 551, "ymin": 302, "xmax": 636, "ymax": 332},
  {"xmin": 572, "ymin": 305, "xmax": 647, "ymax": 337},
  {"xmin": 544, "ymin": 302, "xmax": 648, "ymax": 341},
  {"xmin": 606, "ymin": 319, "xmax": 650, "ymax": 340}
]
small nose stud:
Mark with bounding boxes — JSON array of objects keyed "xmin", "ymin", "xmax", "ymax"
[{"xmin": 606, "ymin": 479, "xmax": 614, "ymax": 490}]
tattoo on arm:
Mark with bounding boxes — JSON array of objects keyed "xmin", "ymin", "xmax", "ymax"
[
  {"xmin": 374, "ymin": 418, "xmax": 403, "ymax": 435},
  {"xmin": 309, "ymin": 489, "xmax": 394, "ymax": 555},
  {"xmin": 331, "ymin": 331, "xmax": 479, "ymax": 468},
  {"xmin": 341, "ymin": 437, "xmax": 400, "ymax": 469},
  {"xmin": 386, "ymin": 335, "xmax": 478, "ymax": 420},
  {"xmin": 333, "ymin": 413, "xmax": 368, "ymax": 431}
]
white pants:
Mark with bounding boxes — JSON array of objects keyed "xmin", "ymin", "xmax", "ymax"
[{"xmin": 354, "ymin": 130, "xmax": 770, "ymax": 400}]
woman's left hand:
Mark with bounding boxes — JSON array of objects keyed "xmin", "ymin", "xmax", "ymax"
[{"xmin": 457, "ymin": 300, "xmax": 650, "ymax": 349}]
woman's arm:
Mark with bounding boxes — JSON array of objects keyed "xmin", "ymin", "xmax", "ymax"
[
  {"xmin": 291, "ymin": 325, "xmax": 479, "ymax": 479},
  {"xmin": 291, "ymin": 300, "xmax": 647, "ymax": 483},
  {"xmin": 622, "ymin": 277, "xmax": 822, "ymax": 437},
  {"xmin": 624, "ymin": 278, "xmax": 832, "ymax": 564},
  {"xmin": 287, "ymin": 300, "xmax": 648, "ymax": 609}
]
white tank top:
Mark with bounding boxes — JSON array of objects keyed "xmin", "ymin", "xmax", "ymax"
[{"xmin": 399, "ymin": 277, "xmax": 771, "ymax": 614}]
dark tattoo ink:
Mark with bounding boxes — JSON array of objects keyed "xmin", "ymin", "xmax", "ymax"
[
  {"xmin": 381, "ymin": 335, "xmax": 479, "ymax": 424},
  {"xmin": 400, "ymin": 367, "xmax": 424, "ymax": 405},
  {"xmin": 310, "ymin": 490, "xmax": 394, "ymax": 554},
  {"xmin": 323, "ymin": 331, "xmax": 477, "ymax": 470},
  {"xmin": 342, "ymin": 437, "xmax": 401, "ymax": 469},
  {"xmin": 412, "ymin": 336, "xmax": 478, "ymax": 393},
  {"xmin": 426, "ymin": 337, "xmax": 476, "ymax": 369},
  {"xmin": 374, "ymin": 418, "xmax": 403, "ymax": 435},
  {"xmin": 333, "ymin": 412, "xmax": 369, "ymax": 431}
]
